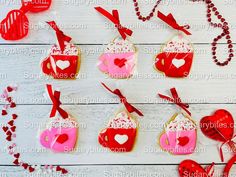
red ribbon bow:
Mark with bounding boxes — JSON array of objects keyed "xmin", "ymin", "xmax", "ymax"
[
  {"xmin": 158, "ymin": 88, "xmax": 191, "ymax": 116},
  {"xmin": 157, "ymin": 11, "xmax": 191, "ymax": 35},
  {"xmin": 47, "ymin": 21, "xmax": 72, "ymax": 52},
  {"xmin": 46, "ymin": 84, "xmax": 68, "ymax": 119},
  {"xmin": 219, "ymin": 134, "xmax": 236, "ymax": 162},
  {"xmin": 101, "ymin": 83, "xmax": 143, "ymax": 116},
  {"xmin": 95, "ymin": 7, "xmax": 133, "ymax": 40}
]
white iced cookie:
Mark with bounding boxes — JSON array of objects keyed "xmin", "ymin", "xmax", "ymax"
[
  {"xmin": 105, "ymin": 37, "xmax": 135, "ymax": 53},
  {"xmin": 166, "ymin": 113, "xmax": 196, "ymax": 131},
  {"xmin": 163, "ymin": 35, "xmax": 193, "ymax": 53},
  {"xmin": 50, "ymin": 42, "xmax": 79, "ymax": 55},
  {"xmin": 108, "ymin": 111, "xmax": 136, "ymax": 129}
]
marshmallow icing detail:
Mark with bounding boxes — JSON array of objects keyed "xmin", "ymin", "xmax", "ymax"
[
  {"xmin": 105, "ymin": 37, "xmax": 135, "ymax": 53},
  {"xmin": 165, "ymin": 113, "xmax": 196, "ymax": 131},
  {"xmin": 46, "ymin": 117, "xmax": 78, "ymax": 129},
  {"xmin": 163, "ymin": 34, "xmax": 193, "ymax": 53},
  {"xmin": 50, "ymin": 42, "xmax": 79, "ymax": 55},
  {"xmin": 108, "ymin": 111, "xmax": 137, "ymax": 129}
]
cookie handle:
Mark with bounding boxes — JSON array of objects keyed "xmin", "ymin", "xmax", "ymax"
[
  {"xmin": 98, "ymin": 54, "xmax": 109, "ymax": 73},
  {"xmin": 98, "ymin": 128, "xmax": 109, "ymax": 148},
  {"xmin": 159, "ymin": 133, "xmax": 171, "ymax": 151},
  {"xmin": 41, "ymin": 56, "xmax": 54, "ymax": 76},
  {"xmin": 155, "ymin": 53, "xmax": 166, "ymax": 73},
  {"xmin": 40, "ymin": 130, "xmax": 51, "ymax": 148}
]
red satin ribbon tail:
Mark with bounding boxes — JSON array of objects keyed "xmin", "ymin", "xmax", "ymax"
[
  {"xmin": 223, "ymin": 155, "xmax": 236, "ymax": 177},
  {"xmin": 205, "ymin": 162, "xmax": 215, "ymax": 177}
]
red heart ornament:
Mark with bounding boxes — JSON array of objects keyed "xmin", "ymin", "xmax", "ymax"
[
  {"xmin": 178, "ymin": 136, "xmax": 189, "ymax": 146},
  {"xmin": 56, "ymin": 134, "xmax": 69, "ymax": 144},
  {"xmin": 114, "ymin": 58, "xmax": 127, "ymax": 68},
  {"xmin": 200, "ymin": 109, "xmax": 234, "ymax": 142},
  {"xmin": 179, "ymin": 160, "xmax": 214, "ymax": 177}
]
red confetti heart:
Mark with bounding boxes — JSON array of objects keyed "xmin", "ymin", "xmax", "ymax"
[
  {"xmin": 14, "ymin": 153, "xmax": 20, "ymax": 159},
  {"xmin": 114, "ymin": 58, "xmax": 127, "ymax": 68},
  {"xmin": 22, "ymin": 163, "xmax": 29, "ymax": 169},
  {"xmin": 6, "ymin": 131, "xmax": 12, "ymax": 136},
  {"xmin": 56, "ymin": 134, "xmax": 69, "ymax": 144},
  {"xmin": 179, "ymin": 160, "xmax": 214, "ymax": 177},
  {"xmin": 2, "ymin": 110, "xmax": 7, "ymax": 116},
  {"xmin": 61, "ymin": 168, "xmax": 68, "ymax": 174},
  {"xmin": 12, "ymin": 114, "xmax": 18, "ymax": 120},
  {"xmin": 11, "ymin": 126, "xmax": 16, "ymax": 132},
  {"xmin": 200, "ymin": 109, "xmax": 234, "ymax": 142},
  {"xmin": 6, "ymin": 97, "xmax": 12, "ymax": 102},
  {"xmin": 56, "ymin": 166, "xmax": 62, "ymax": 171},
  {"xmin": 13, "ymin": 159, "xmax": 19, "ymax": 165},
  {"xmin": 8, "ymin": 120, "xmax": 14, "ymax": 126},
  {"xmin": 178, "ymin": 136, "xmax": 189, "ymax": 146},
  {"xmin": 28, "ymin": 166, "xmax": 35, "ymax": 173},
  {"xmin": 10, "ymin": 102, "xmax": 16, "ymax": 108},
  {"xmin": 7, "ymin": 87, "xmax": 13, "ymax": 92},
  {"xmin": 6, "ymin": 135, "xmax": 12, "ymax": 141},
  {"xmin": 2, "ymin": 126, "xmax": 8, "ymax": 132}
]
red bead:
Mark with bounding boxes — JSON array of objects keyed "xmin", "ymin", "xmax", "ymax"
[
  {"xmin": 212, "ymin": 7, "xmax": 217, "ymax": 11},
  {"xmin": 134, "ymin": 2, "xmax": 138, "ymax": 6},
  {"xmin": 136, "ymin": 12, "xmax": 140, "ymax": 16},
  {"xmin": 135, "ymin": 7, "xmax": 139, "ymax": 11},
  {"xmin": 217, "ymin": 15, "xmax": 222, "ymax": 19},
  {"xmin": 230, "ymin": 53, "xmax": 234, "ymax": 57},
  {"xmin": 215, "ymin": 11, "xmax": 219, "ymax": 15}
]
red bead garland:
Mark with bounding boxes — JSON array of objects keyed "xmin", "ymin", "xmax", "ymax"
[
  {"xmin": 191, "ymin": 0, "xmax": 234, "ymax": 66},
  {"xmin": 132, "ymin": 0, "xmax": 162, "ymax": 21}
]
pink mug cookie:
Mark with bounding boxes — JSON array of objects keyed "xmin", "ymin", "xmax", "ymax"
[
  {"xmin": 40, "ymin": 118, "xmax": 78, "ymax": 152},
  {"xmin": 159, "ymin": 113, "xmax": 197, "ymax": 155},
  {"xmin": 98, "ymin": 37, "xmax": 137, "ymax": 79}
]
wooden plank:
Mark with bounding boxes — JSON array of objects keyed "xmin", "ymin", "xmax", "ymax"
[
  {"xmin": 0, "ymin": 104, "xmax": 235, "ymax": 165},
  {"xmin": 0, "ymin": 0, "xmax": 236, "ymax": 44},
  {"xmin": 0, "ymin": 164, "xmax": 235, "ymax": 177},
  {"xmin": 0, "ymin": 44, "xmax": 235, "ymax": 104}
]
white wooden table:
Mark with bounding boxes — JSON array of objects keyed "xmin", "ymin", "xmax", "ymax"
[{"xmin": 0, "ymin": 0, "xmax": 236, "ymax": 176}]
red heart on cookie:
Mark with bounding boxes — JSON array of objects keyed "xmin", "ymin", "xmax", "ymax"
[
  {"xmin": 178, "ymin": 136, "xmax": 189, "ymax": 146},
  {"xmin": 56, "ymin": 134, "xmax": 69, "ymax": 144},
  {"xmin": 179, "ymin": 160, "xmax": 214, "ymax": 177},
  {"xmin": 200, "ymin": 109, "xmax": 234, "ymax": 142},
  {"xmin": 114, "ymin": 58, "xmax": 127, "ymax": 68}
]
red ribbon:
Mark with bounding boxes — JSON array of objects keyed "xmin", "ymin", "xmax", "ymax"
[
  {"xmin": 46, "ymin": 84, "xmax": 68, "ymax": 119},
  {"xmin": 205, "ymin": 162, "xmax": 215, "ymax": 177},
  {"xmin": 47, "ymin": 21, "xmax": 72, "ymax": 52},
  {"xmin": 158, "ymin": 88, "xmax": 191, "ymax": 116},
  {"xmin": 157, "ymin": 11, "xmax": 191, "ymax": 35},
  {"xmin": 101, "ymin": 83, "xmax": 143, "ymax": 116},
  {"xmin": 223, "ymin": 154, "xmax": 236, "ymax": 177},
  {"xmin": 219, "ymin": 135, "xmax": 236, "ymax": 162},
  {"xmin": 95, "ymin": 7, "xmax": 133, "ymax": 40}
]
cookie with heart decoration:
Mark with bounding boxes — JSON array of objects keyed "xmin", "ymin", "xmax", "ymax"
[
  {"xmin": 98, "ymin": 37, "xmax": 137, "ymax": 79},
  {"xmin": 159, "ymin": 112, "xmax": 197, "ymax": 155},
  {"xmin": 179, "ymin": 160, "xmax": 215, "ymax": 177},
  {"xmin": 200, "ymin": 109, "xmax": 236, "ymax": 162},
  {"xmin": 41, "ymin": 21, "xmax": 81, "ymax": 79}
]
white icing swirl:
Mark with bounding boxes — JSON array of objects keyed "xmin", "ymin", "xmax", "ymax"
[
  {"xmin": 50, "ymin": 42, "xmax": 79, "ymax": 55},
  {"xmin": 166, "ymin": 113, "xmax": 196, "ymax": 131},
  {"xmin": 163, "ymin": 34, "xmax": 193, "ymax": 53},
  {"xmin": 105, "ymin": 37, "xmax": 135, "ymax": 53},
  {"xmin": 108, "ymin": 111, "xmax": 136, "ymax": 129}
]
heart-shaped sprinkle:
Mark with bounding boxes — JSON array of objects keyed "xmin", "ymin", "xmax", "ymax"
[
  {"xmin": 7, "ymin": 87, "xmax": 13, "ymax": 92},
  {"xmin": 2, "ymin": 110, "xmax": 7, "ymax": 116},
  {"xmin": 6, "ymin": 135, "xmax": 12, "ymax": 141},
  {"xmin": 6, "ymin": 97, "xmax": 12, "ymax": 102},
  {"xmin": 178, "ymin": 136, "xmax": 190, "ymax": 146},
  {"xmin": 61, "ymin": 168, "xmax": 68, "ymax": 174},
  {"xmin": 10, "ymin": 102, "xmax": 16, "ymax": 108},
  {"xmin": 56, "ymin": 134, "xmax": 69, "ymax": 144},
  {"xmin": 14, "ymin": 153, "xmax": 20, "ymax": 159},
  {"xmin": 11, "ymin": 126, "xmax": 16, "ymax": 132},
  {"xmin": 56, "ymin": 60, "xmax": 70, "ymax": 70},
  {"xmin": 114, "ymin": 134, "xmax": 128, "ymax": 145},
  {"xmin": 56, "ymin": 166, "xmax": 62, "ymax": 171},
  {"xmin": 8, "ymin": 120, "xmax": 14, "ymax": 126},
  {"xmin": 172, "ymin": 58, "xmax": 185, "ymax": 68},
  {"xmin": 22, "ymin": 163, "xmax": 29, "ymax": 169},
  {"xmin": 114, "ymin": 58, "xmax": 127, "ymax": 68},
  {"xmin": 6, "ymin": 131, "xmax": 12, "ymax": 136},
  {"xmin": 2, "ymin": 126, "xmax": 8, "ymax": 132},
  {"xmin": 28, "ymin": 166, "xmax": 35, "ymax": 173},
  {"xmin": 12, "ymin": 114, "xmax": 18, "ymax": 120},
  {"xmin": 13, "ymin": 159, "xmax": 19, "ymax": 165}
]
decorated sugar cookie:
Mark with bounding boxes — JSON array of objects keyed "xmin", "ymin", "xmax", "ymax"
[
  {"xmin": 158, "ymin": 88, "xmax": 197, "ymax": 155},
  {"xmin": 95, "ymin": 7, "xmax": 137, "ymax": 79},
  {"xmin": 155, "ymin": 11, "xmax": 194, "ymax": 78},
  {"xmin": 39, "ymin": 85, "xmax": 78, "ymax": 153},
  {"xmin": 41, "ymin": 21, "xmax": 80, "ymax": 79},
  {"xmin": 98, "ymin": 83, "xmax": 143, "ymax": 152}
]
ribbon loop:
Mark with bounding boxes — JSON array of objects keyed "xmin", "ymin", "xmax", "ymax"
[
  {"xmin": 157, "ymin": 11, "xmax": 191, "ymax": 35},
  {"xmin": 47, "ymin": 21, "xmax": 72, "ymax": 52},
  {"xmin": 158, "ymin": 88, "xmax": 191, "ymax": 116},
  {"xmin": 95, "ymin": 7, "xmax": 133, "ymax": 40},
  {"xmin": 101, "ymin": 83, "xmax": 143, "ymax": 116},
  {"xmin": 46, "ymin": 84, "xmax": 68, "ymax": 119}
]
